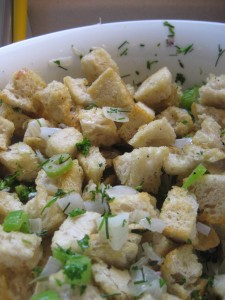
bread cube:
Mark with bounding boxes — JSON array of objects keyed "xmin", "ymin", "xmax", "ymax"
[
  {"xmin": 0, "ymin": 102, "xmax": 31, "ymax": 137},
  {"xmin": 33, "ymin": 81, "xmax": 72, "ymax": 125},
  {"xmin": 46, "ymin": 127, "xmax": 83, "ymax": 158},
  {"xmin": 161, "ymin": 245, "xmax": 203, "ymax": 299},
  {"xmin": 0, "ymin": 68, "xmax": 46, "ymax": 113},
  {"xmin": 192, "ymin": 103, "xmax": 225, "ymax": 128},
  {"xmin": 63, "ymin": 76, "xmax": 94, "ymax": 106},
  {"xmin": 134, "ymin": 67, "xmax": 173, "ymax": 111},
  {"xmin": 193, "ymin": 224, "xmax": 220, "ymax": 251},
  {"xmin": 0, "ymin": 142, "xmax": 39, "ymax": 182},
  {"xmin": 81, "ymin": 47, "xmax": 119, "ymax": 83},
  {"xmin": 113, "ymin": 147, "xmax": 169, "ymax": 194},
  {"xmin": 78, "ymin": 107, "xmax": 120, "ymax": 146},
  {"xmin": 78, "ymin": 146, "xmax": 106, "ymax": 184},
  {"xmin": 189, "ymin": 174, "xmax": 225, "ymax": 225},
  {"xmin": 87, "ymin": 67, "xmax": 134, "ymax": 108},
  {"xmin": 157, "ymin": 106, "xmax": 194, "ymax": 137},
  {"xmin": 0, "ymin": 225, "xmax": 42, "ymax": 270},
  {"xmin": 160, "ymin": 186, "xmax": 198, "ymax": 242},
  {"xmin": 192, "ymin": 116, "xmax": 223, "ymax": 149},
  {"xmin": 118, "ymin": 102, "xmax": 155, "ymax": 142},
  {"xmin": 199, "ymin": 74, "xmax": 225, "ymax": 109},
  {"xmin": 129, "ymin": 117, "xmax": 176, "ymax": 148},
  {"xmin": 0, "ymin": 191, "xmax": 23, "ymax": 223},
  {"xmin": 0, "ymin": 116, "xmax": 14, "ymax": 150}
]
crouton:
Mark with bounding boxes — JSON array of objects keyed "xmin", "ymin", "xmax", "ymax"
[
  {"xmin": 157, "ymin": 106, "xmax": 194, "ymax": 137},
  {"xmin": 142, "ymin": 231, "xmax": 177, "ymax": 257},
  {"xmin": 33, "ymin": 81, "xmax": 72, "ymax": 125},
  {"xmin": 63, "ymin": 77, "xmax": 94, "ymax": 106},
  {"xmin": 129, "ymin": 117, "xmax": 176, "ymax": 148},
  {"xmin": 81, "ymin": 47, "xmax": 119, "ymax": 83},
  {"xmin": 134, "ymin": 67, "xmax": 173, "ymax": 111},
  {"xmin": 118, "ymin": 102, "xmax": 155, "ymax": 142},
  {"xmin": 192, "ymin": 116, "xmax": 223, "ymax": 149},
  {"xmin": 110, "ymin": 192, "xmax": 158, "ymax": 223},
  {"xmin": 0, "ymin": 68, "xmax": 46, "ymax": 113},
  {"xmin": 0, "ymin": 142, "xmax": 39, "ymax": 182},
  {"xmin": 160, "ymin": 186, "xmax": 198, "ymax": 242},
  {"xmin": 0, "ymin": 102, "xmax": 30, "ymax": 137},
  {"xmin": 92, "ymin": 261, "xmax": 131, "ymax": 299},
  {"xmin": 87, "ymin": 67, "xmax": 134, "ymax": 108},
  {"xmin": 45, "ymin": 127, "xmax": 83, "ymax": 158},
  {"xmin": 163, "ymin": 144, "xmax": 225, "ymax": 177},
  {"xmin": 78, "ymin": 107, "xmax": 120, "ymax": 146},
  {"xmin": 192, "ymin": 102, "xmax": 225, "ymax": 128},
  {"xmin": 0, "ymin": 192, "xmax": 23, "ymax": 223},
  {"xmin": 189, "ymin": 174, "xmax": 225, "ymax": 225},
  {"xmin": 0, "ymin": 116, "xmax": 14, "ymax": 150},
  {"xmin": 78, "ymin": 146, "xmax": 106, "ymax": 184},
  {"xmin": 87, "ymin": 233, "xmax": 141, "ymax": 268},
  {"xmin": 161, "ymin": 245, "xmax": 203, "ymax": 299},
  {"xmin": 51, "ymin": 212, "xmax": 100, "ymax": 252},
  {"xmin": 0, "ymin": 225, "xmax": 42, "ymax": 270},
  {"xmin": 193, "ymin": 224, "xmax": 220, "ymax": 251},
  {"xmin": 199, "ymin": 74, "xmax": 225, "ymax": 109},
  {"xmin": 113, "ymin": 147, "xmax": 169, "ymax": 194}
]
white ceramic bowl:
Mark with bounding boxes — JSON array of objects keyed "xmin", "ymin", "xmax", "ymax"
[{"xmin": 0, "ymin": 20, "xmax": 225, "ymax": 89}]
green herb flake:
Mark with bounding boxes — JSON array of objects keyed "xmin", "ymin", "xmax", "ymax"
[
  {"xmin": 121, "ymin": 74, "xmax": 131, "ymax": 79},
  {"xmin": 182, "ymin": 164, "xmax": 207, "ymax": 189},
  {"xmin": 191, "ymin": 290, "xmax": 200, "ymax": 300},
  {"xmin": 41, "ymin": 189, "xmax": 66, "ymax": 214},
  {"xmin": 159, "ymin": 278, "xmax": 167, "ymax": 288},
  {"xmin": 181, "ymin": 276, "xmax": 186, "ymax": 285},
  {"xmin": 146, "ymin": 60, "xmax": 158, "ymax": 70},
  {"xmin": 55, "ymin": 278, "xmax": 63, "ymax": 287},
  {"xmin": 175, "ymin": 73, "xmax": 186, "ymax": 85},
  {"xmin": 15, "ymin": 184, "xmax": 36, "ymax": 203},
  {"xmin": 163, "ymin": 21, "xmax": 175, "ymax": 37},
  {"xmin": 0, "ymin": 99, "xmax": 3, "ymax": 106},
  {"xmin": 118, "ymin": 40, "xmax": 129, "ymax": 50},
  {"xmin": 146, "ymin": 217, "xmax": 151, "ymax": 225},
  {"xmin": 181, "ymin": 120, "xmax": 188, "ymax": 125},
  {"xmin": 85, "ymin": 103, "xmax": 97, "ymax": 110},
  {"xmin": 187, "ymin": 238, "xmax": 192, "ymax": 244},
  {"xmin": 32, "ymin": 266, "xmax": 42, "ymax": 277},
  {"xmin": 178, "ymin": 59, "xmax": 184, "ymax": 68},
  {"xmin": 0, "ymin": 171, "xmax": 20, "ymax": 192},
  {"xmin": 175, "ymin": 44, "xmax": 194, "ymax": 55},
  {"xmin": 77, "ymin": 234, "xmax": 90, "ymax": 252},
  {"xmin": 69, "ymin": 208, "xmax": 86, "ymax": 218},
  {"xmin": 76, "ymin": 137, "xmax": 91, "ymax": 157},
  {"xmin": 54, "ymin": 60, "xmax": 68, "ymax": 71},
  {"xmin": 135, "ymin": 180, "xmax": 144, "ymax": 192},
  {"xmin": 215, "ymin": 44, "xmax": 225, "ymax": 67},
  {"xmin": 135, "ymin": 70, "xmax": 140, "ymax": 75},
  {"xmin": 139, "ymin": 43, "xmax": 145, "ymax": 47},
  {"xmin": 181, "ymin": 86, "xmax": 199, "ymax": 110},
  {"xmin": 120, "ymin": 48, "xmax": 128, "ymax": 56}
]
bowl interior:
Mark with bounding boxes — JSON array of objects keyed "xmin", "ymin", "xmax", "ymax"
[{"xmin": 0, "ymin": 20, "xmax": 225, "ymax": 88}]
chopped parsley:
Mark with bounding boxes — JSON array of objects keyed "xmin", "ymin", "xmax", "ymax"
[
  {"xmin": 76, "ymin": 137, "xmax": 91, "ymax": 156},
  {"xmin": 100, "ymin": 293, "xmax": 121, "ymax": 298},
  {"xmin": 159, "ymin": 278, "xmax": 167, "ymax": 288},
  {"xmin": 98, "ymin": 212, "xmax": 115, "ymax": 239},
  {"xmin": 135, "ymin": 180, "xmax": 144, "ymax": 192},
  {"xmin": 77, "ymin": 234, "xmax": 90, "ymax": 252},
  {"xmin": 120, "ymin": 48, "xmax": 128, "ymax": 56},
  {"xmin": 175, "ymin": 73, "xmax": 186, "ymax": 85},
  {"xmin": 175, "ymin": 44, "xmax": 194, "ymax": 55},
  {"xmin": 163, "ymin": 21, "xmax": 175, "ymax": 37},
  {"xmin": 15, "ymin": 184, "xmax": 36, "ymax": 203},
  {"xmin": 85, "ymin": 103, "xmax": 97, "ymax": 110},
  {"xmin": 181, "ymin": 86, "xmax": 199, "ymax": 110},
  {"xmin": 53, "ymin": 60, "xmax": 68, "ymax": 71},
  {"xmin": 118, "ymin": 40, "xmax": 129, "ymax": 50},
  {"xmin": 91, "ymin": 184, "xmax": 114, "ymax": 203},
  {"xmin": 69, "ymin": 208, "xmax": 86, "ymax": 218},
  {"xmin": 121, "ymin": 74, "xmax": 131, "ymax": 78},
  {"xmin": 191, "ymin": 290, "xmax": 200, "ymax": 300},
  {"xmin": 146, "ymin": 60, "xmax": 158, "ymax": 70},
  {"xmin": 215, "ymin": 44, "xmax": 225, "ymax": 67},
  {"xmin": 0, "ymin": 171, "xmax": 20, "ymax": 192},
  {"xmin": 139, "ymin": 43, "xmax": 145, "ymax": 47},
  {"xmin": 178, "ymin": 59, "xmax": 184, "ymax": 68}
]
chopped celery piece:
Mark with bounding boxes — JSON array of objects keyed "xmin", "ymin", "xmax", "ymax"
[
  {"xmin": 31, "ymin": 290, "xmax": 60, "ymax": 300},
  {"xmin": 3, "ymin": 210, "xmax": 30, "ymax": 233},
  {"xmin": 42, "ymin": 153, "xmax": 73, "ymax": 178},
  {"xmin": 182, "ymin": 164, "xmax": 207, "ymax": 189},
  {"xmin": 181, "ymin": 86, "xmax": 199, "ymax": 110}
]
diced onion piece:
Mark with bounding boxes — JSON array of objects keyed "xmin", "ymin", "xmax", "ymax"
[
  {"xmin": 48, "ymin": 56, "xmax": 73, "ymax": 68},
  {"xmin": 142, "ymin": 242, "xmax": 163, "ymax": 264},
  {"xmin": 39, "ymin": 127, "xmax": 61, "ymax": 141},
  {"xmin": 40, "ymin": 256, "xmax": 62, "ymax": 278},
  {"xmin": 174, "ymin": 138, "xmax": 192, "ymax": 149},
  {"xmin": 26, "ymin": 120, "xmax": 41, "ymax": 137},
  {"xmin": 97, "ymin": 212, "xmax": 129, "ymax": 251},
  {"xmin": 35, "ymin": 149, "xmax": 47, "ymax": 164},
  {"xmin": 196, "ymin": 222, "xmax": 211, "ymax": 236},
  {"xmin": 42, "ymin": 153, "xmax": 73, "ymax": 178},
  {"xmin": 131, "ymin": 256, "xmax": 149, "ymax": 269},
  {"xmin": 29, "ymin": 218, "xmax": 42, "ymax": 234},
  {"xmin": 84, "ymin": 200, "xmax": 105, "ymax": 214},
  {"xmin": 139, "ymin": 217, "xmax": 166, "ymax": 233},
  {"xmin": 106, "ymin": 185, "xmax": 138, "ymax": 199},
  {"xmin": 57, "ymin": 192, "xmax": 85, "ymax": 214},
  {"xmin": 131, "ymin": 210, "xmax": 150, "ymax": 223},
  {"xmin": 182, "ymin": 164, "xmax": 207, "ymax": 189},
  {"xmin": 71, "ymin": 45, "xmax": 83, "ymax": 57},
  {"xmin": 102, "ymin": 107, "xmax": 130, "ymax": 123}
]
